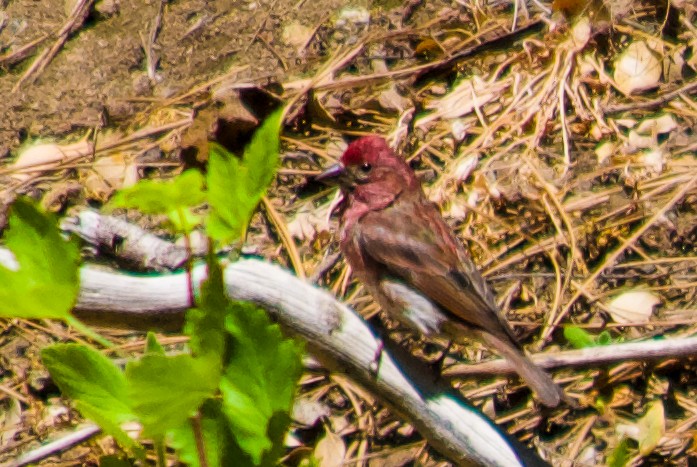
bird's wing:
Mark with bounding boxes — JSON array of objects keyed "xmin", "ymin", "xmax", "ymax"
[{"xmin": 355, "ymin": 197, "xmax": 517, "ymax": 341}]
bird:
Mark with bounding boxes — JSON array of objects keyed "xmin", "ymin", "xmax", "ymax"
[{"xmin": 317, "ymin": 135, "xmax": 565, "ymax": 408}]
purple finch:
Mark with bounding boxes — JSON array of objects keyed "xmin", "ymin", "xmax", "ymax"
[{"xmin": 318, "ymin": 136, "xmax": 564, "ymax": 408}]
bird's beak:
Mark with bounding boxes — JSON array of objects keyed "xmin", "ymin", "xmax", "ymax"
[{"xmin": 315, "ymin": 163, "xmax": 346, "ymax": 184}]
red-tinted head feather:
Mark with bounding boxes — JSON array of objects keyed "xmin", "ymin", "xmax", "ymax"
[
  {"xmin": 341, "ymin": 136, "xmax": 392, "ymax": 167},
  {"xmin": 338, "ymin": 136, "xmax": 420, "ymax": 195}
]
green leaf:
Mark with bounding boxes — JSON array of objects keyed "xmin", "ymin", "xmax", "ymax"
[
  {"xmin": 206, "ymin": 146, "xmax": 246, "ymax": 242},
  {"xmin": 145, "ymin": 332, "xmax": 165, "ymax": 356},
  {"xmin": 169, "ymin": 207, "xmax": 205, "ymax": 233},
  {"xmin": 168, "ymin": 399, "xmax": 253, "ymax": 467},
  {"xmin": 593, "ymin": 391, "xmax": 610, "ymax": 413},
  {"xmin": 183, "ymin": 253, "xmax": 301, "ymax": 465},
  {"xmin": 41, "ymin": 344, "xmax": 138, "ymax": 450},
  {"xmin": 126, "ymin": 354, "xmax": 220, "ymax": 437},
  {"xmin": 637, "ymin": 400, "xmax": 665, "ymax": 456},
  {"xmin": 607, "ymin": 438, "xmax": 631, "ymax": 467},
  {"xmin": 220, "ymin": 301, "xmax": 303, "ymax": 464},
  {"xmin": 565, "ymin": 326, "xmax": 615, "ymax": 349},
  {"xmin": 98, "ymin": 455, "xmax": 133, "ymax": 467},
  {"xmin": 185, "ymin": 256, "xmax": 228, "ymax": 360},
  {"xmin": 597, "ymin": 330, "xmax": 613, "ymax": 346},
  {"xmin": 107, "ymin": 169, "xmax": 206, "ymax": 232},
  {"xmin": 207, "ymin": 109, "xmax": 283, "ymax": 243},
  {"xmin": 298, "ymin": 457, "xmax": 321, "ymax": 467},
  {"xmin": 564, "ymin": 326, "xmax": 596, "ymax": 349},
  {"xmin": 244, "ymin": 109, "xmax": 282, "ymax": 199},
  {"xmin": 0, "ymin": 198, "xmax": 80, "ymax": 320}
]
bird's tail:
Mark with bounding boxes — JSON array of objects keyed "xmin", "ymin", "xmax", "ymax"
[{"xmin": 475, "ymin": 330, "xmax": 565, "ymax": 408}]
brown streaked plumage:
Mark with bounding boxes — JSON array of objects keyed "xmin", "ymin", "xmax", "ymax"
[{"xmin": 318, "ymin": 135, "xmax": 565, "ymax": 408}]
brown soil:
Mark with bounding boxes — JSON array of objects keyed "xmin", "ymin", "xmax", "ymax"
[{"xmin": 0, "ymin": 0, "xmax": 342, "ymax": 153}]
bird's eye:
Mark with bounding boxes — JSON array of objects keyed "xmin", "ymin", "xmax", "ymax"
[{"xmin": 360, "ymin": 163, "xmax": 372, "ymax": 173}]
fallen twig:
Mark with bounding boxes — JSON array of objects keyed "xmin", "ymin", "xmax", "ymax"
[
  {"xmin": 140, "ymin": 0, "xmax": 167, "ymax": 82},
  {"xmin": 13, "ymin": 0, "xmax": 94, "ymax": 91},
  {"xmin": 6, "ymin": 425, "xmax": 101, "ymax": 467},
  {"xmin": 61, "ymin": 210, "xmax": 189, "ymax": 271},
  {"xmin": 0, "ymin": 34, "xmax": 50, "ymax": 67},
  {"xmin": 444, "ymin": 337, "xmax": 697, "ymax": 376},
  {"xmin": 604, "ymin": 78, "xmax": 697, "ymax": 114}
]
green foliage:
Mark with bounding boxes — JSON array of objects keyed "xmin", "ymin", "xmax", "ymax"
[
  {"xmin": 597, "ymin": 330, "xmax": 613, "ymax": 345},
  {"xmin": 107, "ymin": 169, "xmax": 206, "ymax": 233},
  {"xmin": 41, "ymin": 344, "xmax": 139, "ymax": 451},
  {"xmin": 636, "ymin": 400, "xmax": 665, "ymax": 456},
  {"xmin": 607, "ymin": 438, "xmax": 631, "ymax": 467},
  {"xmin": 168, "ymin": 399, "xmax": 253, "ymax": 467},
  {"xmin": 207, "ymin": 109, "xmax": 283, "ymax": 243},
  {"xmin": 185, "ymin": 256, "xmax": 228, "ymax": 359},
  {"xmin": 105, "ymin": 108, "xmax": 282, "ymax": 243},
  {"xmin": 180, "ymin": 253, "xmax": 304, "ymax": 465},
  {"xmin": 0, "ymin": 198, "xmax": 80, "ymax": 320},
  {"xmin": 24, "ymin": 110, "xmax": 301, "ymax": 466},
  {"xmin": 43, "ymin": 270, "xmax": 303, "ymax": 465},
  {"xmin": 98, "ymin": 455, "xmax": 133, "ymax": 467},
  {"xmin": 145, "ymin": 331, "xmax": 165, "ymax": 355},
  {"xmin": 220, "ymin": 300, "xmax": 303, "ymax": 464},
  {"xmin": 126, "ymin": 353, "xmax": 221, "ymax": 437},
  {"xmin": 563, "ymin": 326, "xmax": 594, "ymax": 349},
  {"xmin": 564, "ymin": 326, "xmax": 614, "ymax": 349}
]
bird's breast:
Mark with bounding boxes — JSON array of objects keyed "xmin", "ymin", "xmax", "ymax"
[{"xmin": 379, "ymin": 279, "xmax": 448, "ymax": 336}]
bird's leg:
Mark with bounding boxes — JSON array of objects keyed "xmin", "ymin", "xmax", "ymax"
[
  {"xmin": 431, "ymin": 340, "xmax": 453, "ymax": 376},
  {"xmin": 369, "ymin": 338, "xmax": 384, "ymax": 376}
]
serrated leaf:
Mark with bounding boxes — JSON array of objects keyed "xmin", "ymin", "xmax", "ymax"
[
  {"xmin": 220, "ymin": 302, "xmax": 303, "ymax": 464},
  {"xmin": 41, "ymin": 344, "xmax": 137, "ymax": 450},
  {"xmin": 126, "ymin": 354, "xmax": 220, "ymax": 437},
  {"xmin": 185, "ymin": 257, "xmax": 228, "ymax": 359},
  {"xmin": 564, "ymin": 326, "xmax": 596, "ymax": 349},
  {"xmin": 107, "ymin": 169, "xmax": 206, "ymax": 232},
  {"xmin": 0, "ymin": 198, "xmax": 80, "ymax": 320},
  {"xmin": 206, "ymin": 147, "xmax": 246, "ymax": 242},
  {"xmin": 206, "ymin": 109, "xmax": 283, "ymax": 244},
  {"xmin": 168, "ymin": 207, "xmax": 204, "ymax": 233},
  {"xmin": 169, "ymin": 399, "xmax": 252, "ymax": 467},
  {"xmin": 244, "ymin": 109, "xmax": 282, "ymax": 199},
  {"xmin": 145, "ymin": 332, "xmax": 165, "ymax": 355}
]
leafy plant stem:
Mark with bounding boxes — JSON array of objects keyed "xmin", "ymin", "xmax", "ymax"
[
  {"xmin": 176, "ymin": 206, "xmax": 196, "ymax": 307},
  {"xmin": 65, "ymin": 315, "xmax": 116, "ymax": 350},
  {"xmin": 191, "ymin": 413, "xmax": 209, "ymax": 467},
  {"xmin": 155, "ymin": 439, "xmax": 167, "ymax": 467}
]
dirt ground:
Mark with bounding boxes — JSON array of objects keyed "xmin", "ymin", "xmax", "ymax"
[{"xmin": 0, "ymin": 0, "xmax": 343, "ymax": 153}]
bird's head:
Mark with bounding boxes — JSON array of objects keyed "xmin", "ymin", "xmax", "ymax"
[{"xmin": 316, "ymin": 136, "xmax": 417, "ymax": 193}]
